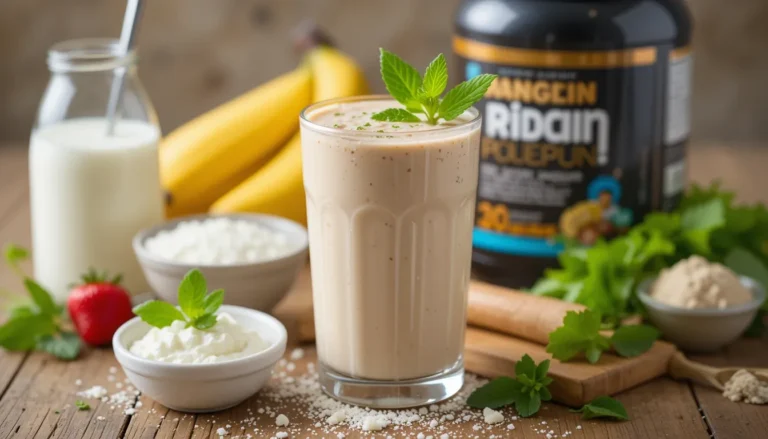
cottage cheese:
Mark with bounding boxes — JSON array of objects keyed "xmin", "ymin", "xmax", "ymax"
[
  {"xmin": 129, "ymin": 312, "xmax": 268, "ymax": 363},
  {"xmin": 144, "ymin": 217, "xmax": 294, "ymax": 265}
]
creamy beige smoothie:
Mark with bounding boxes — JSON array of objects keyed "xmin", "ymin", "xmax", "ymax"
[{"xmin": 300, "ymin": 97, "xmax": 481, "ymax": 381}]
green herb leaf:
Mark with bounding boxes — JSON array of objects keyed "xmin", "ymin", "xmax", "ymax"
[
  {"xmin": 379, "ymin": 49, "xmax": 422, "ymax": 105},
  {"xmin": 546, "ymin": 310, "xmax": 611, "ymax": 363},
  {"xmin": 192, "ymin": 314, "xmax": 218, "ymax": 330},
  {"xmin": 371, "ymin": 108, "xmax": 421, "ymax": 123},
  {"xmin": 0, "ymin": 314, "xmax": 57, "ymax": 351},
  {"xmin": 466, "ymin": 376, "xmax": 520, "ymax": 409},
  {"xmin": 75, "ymin": 400, "xmax": 90, "ymax": 411},
  {"xmin": 467, "ymin": 354, "xmax": 552, "ymax": 417},
  {"xmin": 572, "ymin": 396, "xmax": 629, "ymax": 420},
  {"xmin": 203, "ymin": 289, "xmax": 225, "ymax": 315},
  {"xmin": 23, "ymin": 278, "xmax": 58, "ymax": 316},
  {"xmin": 4, "ymin": 243, "xmax": 28, "ymax": 268},
  {"xmin": 177, "ymin": 269, "xmax": 207, "ymax": 319},
  {"xmin": 8, "ymin": 305, "xmax": 35, "ymax": 319},
  {"xmin": 132, "ymin": 301, "xmax": 186, "ymax": 328},
  {"xmin": 37, "ymin": 331, "xmax": 81, "ymax": 360},
  {"xmin": 724, "ymin": 247, "xmax": 768, "ymax": 291},
  {"xmin": 438, "ymin": 74, "xmax": 496, "ymax": 121},
  {"xmin": 421, "ymin": 53, "xmax": 448, "ymax": 98},
  {"xmin": 610, "ymin": 325, "xmax": 659, "ymax": 357}
]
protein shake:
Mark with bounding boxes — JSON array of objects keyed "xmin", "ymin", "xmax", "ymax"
[{"xmin": 300, "ymin": 96, "xmax": 481, "ymax": 407}]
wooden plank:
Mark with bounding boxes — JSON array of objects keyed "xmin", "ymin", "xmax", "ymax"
[
  {"xmin": 119, "ymin": 346, "xmax": 708, "ymax": 439},
  {"xmin": 689, "ymin": 337, "xmax": 768, "ymax": 439}
]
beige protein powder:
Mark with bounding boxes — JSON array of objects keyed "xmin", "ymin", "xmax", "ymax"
[
  {"xmin": 651, "ymin": 256, "xmax": 753, "ymax": 309},
  {"xmin": 723, "ymin": 369, "xmax": 768, "ymax": 404}
]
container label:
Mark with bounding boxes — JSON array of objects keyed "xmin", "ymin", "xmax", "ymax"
[{"xmin": 454, "ymin": 37, "xmax": 692, "ymax": 257}]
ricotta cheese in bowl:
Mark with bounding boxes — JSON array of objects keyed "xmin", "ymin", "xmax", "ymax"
[{"xmin": 129, "ymin": 312, "xmax": 268, "ymax": 364}]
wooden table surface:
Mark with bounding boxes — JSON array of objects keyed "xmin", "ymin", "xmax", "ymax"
[{"xmin": 1, "ymin": 144, "xmax": 767, "ymax": 439}]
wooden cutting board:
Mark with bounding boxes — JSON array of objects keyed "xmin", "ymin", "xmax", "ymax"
[{"xmin": 273, "ymin": 267, "xmax": 677, "ymax": 407}]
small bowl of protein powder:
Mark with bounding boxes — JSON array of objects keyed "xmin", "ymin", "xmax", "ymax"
[
  {"xmin": 638, "ymin": 256, "xmax": 766, "ymax": 352},
  {"xmin": 133, "ymin": 214, "xmax": 308, "ymax": 310}
]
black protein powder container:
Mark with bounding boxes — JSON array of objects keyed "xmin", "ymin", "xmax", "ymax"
[{"xmin": 454, "ymin": 0, "xmax": 693, "ymax": 288}]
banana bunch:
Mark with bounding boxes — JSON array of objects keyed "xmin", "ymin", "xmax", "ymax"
[{"xmin": 160, "ymin": 43, "xmax": 368, "ymax": 223}]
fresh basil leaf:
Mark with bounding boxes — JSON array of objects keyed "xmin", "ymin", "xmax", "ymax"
[
  {"xmin": 421, "ymin": 53, "xmax": 448, "ymax": 98},
  {"xmin": 37, "ymin": 331, "xmax": 80, "ymax": 360},
  {"xmin": 371, "ymin": 108, "xmax": 421, "ymax": 123},
  {"xmin": 192, "ymin": 314, "xmax": 217, "ymax": 330},
  {"xmin": 572, "ymin": 396, "xmax": 629, "ymax": 420},
  {"xmin": 132, "ymin": 300, "xmax": 186, "ymax": 328},
  {"xmin": 0, "ymin": 314, "xmax": 57, "ymax": 351},
  {"xmin": 23, "ymin": 278, "xmax": 58, "ymax": 316},
  {"xmin": 379, "ymin": 49, "xmax": 422, "ymax": 105},
  {"xmin": 610, "ymin": 325, "xmax": 659, "ymax": 357},
  {"xmin": 75, "ymin": 400, "xmax": 90, "ymax": 411},
  {"xmin": 438, "ymin": 74, "xmax": 496, "ymax": 121},
  {"xmin": 177, "ymin": 269, "xmax": 207, "ymax": 319},
  {"xmin": 466, "ymin": 376, "xmax": 519, "ymax": 409},
  {"xmin": 203, "ymin": 290, "xmax": 225, "ymax": 315}
]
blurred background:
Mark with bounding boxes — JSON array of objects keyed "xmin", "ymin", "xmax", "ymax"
[{"xmin": 0, "ymin": 0, "xmax": 767, "ymax": 145}]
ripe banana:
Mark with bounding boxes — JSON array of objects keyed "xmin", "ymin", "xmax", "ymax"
[
  {"xmin": 211, "ymin": 133, "xmax": 305, "ymax": 223},
  {"xmin": 161, "ymin": 66, "xmax": 311, "ymax": 217},
  {"xmin": 211, "ymin": 45, "xmax": 369, "ymax": 223}
]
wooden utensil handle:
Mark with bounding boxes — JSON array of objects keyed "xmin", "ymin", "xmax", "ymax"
[
  {"xmin": 467, "ymin": 280, "xmax": 586, "ymax": 345},
  {"xmin": 668, "ymin": 351, "xmax": 725, "ymax": 390}
]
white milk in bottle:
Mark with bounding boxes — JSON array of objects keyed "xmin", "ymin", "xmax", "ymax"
[
  {"xmin": 29, "ymin": 119, "xmax": 162, "ymax": 301},
  {"xmin": 30, "ymin": 39, "xmax": 163, "ymax": 302}
]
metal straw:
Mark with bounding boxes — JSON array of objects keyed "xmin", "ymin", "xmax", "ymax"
[{"xmin": 106, "ymin": 0, "xmax": 145, "ymax": 135}]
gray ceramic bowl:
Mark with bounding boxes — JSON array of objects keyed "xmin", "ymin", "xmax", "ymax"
[
  {"xmin": 133, "ymin": 213, "xmax": 308, "ymax": 311},
  {"xmin": 637, "ymin": 276, "xmax": 765, "ymax": 352}
]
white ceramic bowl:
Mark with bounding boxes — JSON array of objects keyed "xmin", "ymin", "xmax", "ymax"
[
  {"xmin": 638, "ymin": 276, "xmax": 765, "ymax": 352},
  {"xmin": 113, "ymin": 305, "xmax": 287, "ymax": 412},
  {"xmin": 133, "ymin": 213, "xmax": 308, "ymax": 311}
]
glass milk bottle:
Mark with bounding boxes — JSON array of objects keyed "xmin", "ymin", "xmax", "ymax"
[{"xmin": 29, "ymin": 39, "xmax": 163, "ymax": 302}]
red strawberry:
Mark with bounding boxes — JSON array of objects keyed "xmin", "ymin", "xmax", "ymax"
[{"xmin": 67, "ymin": 269, "xmax": 133, "ymax": 346}]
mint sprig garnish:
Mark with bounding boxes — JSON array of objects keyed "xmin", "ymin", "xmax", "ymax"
[
  {"xmin": 0, "ymin": 243, "xmax": 81, "ymax": 360},
  {"xmin": 572, "ymin": 396, "xmax": 629, "ymax": 421},
  {"xmin": 467, "ymin": 354, "xmax": 553, "ymax": 417},
  {"xmin": 133, "ymin": 269, "xmax": 224, "ymax": 330},
  {"xmin": 374, "ymin": 49, "xmax": 496, "ymax": 125},
  {"xmin": 546, "ymin": 310, "xmax": 659, "ymax": 364}
]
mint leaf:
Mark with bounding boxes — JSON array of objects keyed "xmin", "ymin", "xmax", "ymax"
[
  {"xmin": 380, "ymin": 49, "xmax": 422, "ymax": 105},
  {"xmin": 610, "ymin": 325, "xmax": 659, "ymax": 357},
  {"xmin": 467, "ymin": 355, "xmax": 552, "ymax": 418},
  {"xmin": 9, "ymin": 305, "xmax": 35, "ymax": 319},
  {"xmin": 0, "ymin": 314, "xmax": 57, "ymax": 351},
  {"xmin": 421, "ymin": 54, "xmax": 448, "ymax": 98},
  {"xmin": 75, "ymin": 400, "xmax": 90, "ymax": 411},
  {"xmin": 572, "ymin": 396, "xmax": 629, "ymax": 420},
  {"xmin": 515, "ymin": 391, "xmax": 542, "ymax": 418},
  {"xmin": 546, "ymin": 310, "xmax": 611, "ymax": 363},
  {"xmin": 371, "ymin": 108, "xmax": 421, "ymax": 123},
  {"xmin": 23, "ymin": 278, "xmax": 58, "ymax": 316},
  {"xmin": 466, "ymin": 376, "xmax": 519, "ymax": 409},
  {"xmin": 37, "ymin": 331, "xmax": 81, "ymax": 360},
  {"xmin": 178, "ymin": 269, "xmax": 207, "ymax": 319},
  {"xmin": 203, "ymin": 289, "xmax": 225, "ymax": 315},
  {"xmin": 192, "ymin": 314, "xmax": 217, "ymax": 330},
  {"xmin": 132, "ymin": 301, "xmax": 186, "ymax": 328},
  {"xmin": 438, "ymin": 74, "xmax": 496, "ymax": 121}
]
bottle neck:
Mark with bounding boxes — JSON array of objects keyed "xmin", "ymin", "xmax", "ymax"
[{"xmin": 47, "ymin": 38, "xmax": 136, "ymax": 74}]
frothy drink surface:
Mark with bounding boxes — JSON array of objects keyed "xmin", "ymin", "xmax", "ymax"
[{"xmin": 301, "ymin": 99, "xmax": 480, "ymax": 380}]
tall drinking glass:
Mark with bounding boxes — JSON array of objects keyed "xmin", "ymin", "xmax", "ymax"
[{"xmin": 300, "ymin": 96, "xmax": 481, "ymax": 408}]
